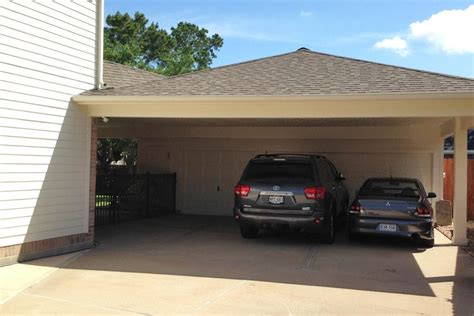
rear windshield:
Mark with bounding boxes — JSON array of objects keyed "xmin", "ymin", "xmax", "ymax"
[
  {"xmin": 359, "ymin": 179, "xmax": 420, "ymax": 198},
  {"xmin": 243, "ymin": 161, "xmax": 314, "ymax": 181}
]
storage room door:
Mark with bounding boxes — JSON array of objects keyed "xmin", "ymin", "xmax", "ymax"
[
  {"xmin": 183, "ymin": 150, "xmax": 220, "ymax": 215},
  {"xmin": 183, "ymin": 150, "xmax": 255, "ymax": 216}
]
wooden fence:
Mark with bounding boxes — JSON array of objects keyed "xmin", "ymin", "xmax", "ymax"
[{"xmin": 443, "ymin": 156, "xmax": 474, "ymax": 221}]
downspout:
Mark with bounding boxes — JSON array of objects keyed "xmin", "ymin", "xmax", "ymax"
[{"xmin": 95, "ymin": 0, "xmax": 104, "ymax": 89}]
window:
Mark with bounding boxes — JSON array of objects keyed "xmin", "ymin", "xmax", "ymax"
[
  {"xmin": 359, "ymin": 179, "xmax": 421, "ymax": 198},
  {"xmin": 243, "ymin": 161, "xmax": 314, "ymax": 181},
  {"xmin": 317, "ymin": 159, "xmax": 335, "ymax": 184},
  {"xmin": 327, "ymin": 161, "xmax": 340, "ymax": 179}
]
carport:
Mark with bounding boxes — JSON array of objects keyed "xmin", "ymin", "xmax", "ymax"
[{"xmin": 73, "ymin": 49, "xmax": 474, "ymax": 245}]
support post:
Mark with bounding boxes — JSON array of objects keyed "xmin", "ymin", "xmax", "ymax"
[
  {"xmin": 432, "ymin": 136, "xmax": 444, "ymax": 223},
  {"xmin": 452, "ymin": 117, "xmax": 468, "ymax": 245}
]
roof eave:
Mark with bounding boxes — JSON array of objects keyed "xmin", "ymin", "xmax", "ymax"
[{"xmin": 72, "ymin": 92, "xmax": 474, "ymax": 119}]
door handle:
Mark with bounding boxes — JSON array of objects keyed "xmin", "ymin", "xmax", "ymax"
[{"xmin": 217, "ymin": 185, "xmax": 221, "ymax": 192}]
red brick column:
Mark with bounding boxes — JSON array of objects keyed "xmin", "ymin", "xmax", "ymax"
[{"xmin": 88, "ymin": 118, "xmax": 98, "ymax": 239}]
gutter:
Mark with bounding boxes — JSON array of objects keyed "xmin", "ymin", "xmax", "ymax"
[{"xmin": 94, "ymin": 0, "xmax": 104, "ymax": 89}]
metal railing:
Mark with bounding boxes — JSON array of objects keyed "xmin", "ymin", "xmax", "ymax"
[{"xmin": 95, "ymin": 173, "xmax": 176, "ymax": 225}]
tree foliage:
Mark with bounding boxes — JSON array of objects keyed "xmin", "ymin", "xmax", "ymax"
[
  {"xmin": 97, "ymin": 138, "xmax": 137, "ymax": 172},
  {"xmin": 101, "ymin": 13, "xmax": 223, "ymax": 171},
  {"xmin": 104, "ymin": 11, "xmax": 223, "ymax": 75},
  {"xmin": 444, "ymin": 129, "xmax": 474, "ymax": 150}
]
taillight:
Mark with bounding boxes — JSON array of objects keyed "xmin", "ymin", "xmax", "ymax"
[
  {"xmin": 234, "ymin": 184, "xmax": 250, "ymax": 197},
  {"xmin": 415, "ymin": 205, "xmax": 431, "ymax": 218},
  {"xmin": 349, "ymin": 200, "xmax": 362, "ymax": 214},
  {"xmin": 304, "ymin": 187, "xmax": 326, "ymax": 200}
]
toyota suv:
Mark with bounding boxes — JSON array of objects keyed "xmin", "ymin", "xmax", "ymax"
[{"xmin": 233, "ymin": 154, "xmax": 349, "ymax": 243}]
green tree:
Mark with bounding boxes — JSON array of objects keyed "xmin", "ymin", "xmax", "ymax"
[
  {"xmin": 101, "ymin": 12, "xmax": 223, "ymax": 172},
  {"xmin": 162, "ymin": 22, "xmax": 224, "ymax": 75},
  {"xmin": 104, "ymin": 11, "xmax": 223, "ymax": 75},
  {"xmin": 97, "ymin": 138, "xmax": 137, "ymax": 173}
]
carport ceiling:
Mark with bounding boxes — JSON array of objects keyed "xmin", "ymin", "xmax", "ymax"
[{"xmin": 98, "ymin": 117, "xmax": 450, "ymax": 128}]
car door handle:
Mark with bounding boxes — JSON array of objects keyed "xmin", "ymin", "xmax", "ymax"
[{"xmin": 217, "ymin": 185, "xmax": 221, "ymax": 192}]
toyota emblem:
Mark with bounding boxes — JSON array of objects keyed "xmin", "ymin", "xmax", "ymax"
[{"xmin": 273, "ymin": 185, "xmax": 280, "ymax": 191}]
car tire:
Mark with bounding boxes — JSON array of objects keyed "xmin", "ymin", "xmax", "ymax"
[
  {"xmin": 240, "ymin": 225, "xmax": 259, "ymax": 239},
  {"xmin": 418, "ymin": 238, "xmax": 434, "ymax": 249},
  {"xmin": 339, "ymin": 200, "xmax": 349, "ymax": 228},
  {"xmin": 347, "ymin": 231, "xmax": 360, "ymax": 242},
  {"xmin": 321, "ymin": 210, "xmax": 336, "ymax": 244}
]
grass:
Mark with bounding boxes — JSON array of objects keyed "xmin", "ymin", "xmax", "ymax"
[{"xmin": 96, "ymin": 195, "xmax": 113, "ymax": 207}]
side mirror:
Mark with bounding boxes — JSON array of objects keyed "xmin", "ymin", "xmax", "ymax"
[
  {"xmin": 427, "ymin": 192, "xmax": 437, "ymax": 199},
  {"xmin": 338, "ymin": 173, "xmax": 346, "ymax": 181}
]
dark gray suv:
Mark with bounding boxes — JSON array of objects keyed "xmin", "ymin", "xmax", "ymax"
[{"xmin": 233, "ymin": 154, "xmax": 349, "ymax": 243}]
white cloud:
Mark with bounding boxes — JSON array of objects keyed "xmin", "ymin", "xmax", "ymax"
[
  {"xmin": 374, "ymin": 36, "xmax": 409, "ymax": 57},
  {"xmin": 202, "ymin": 22, "xmax": 272, "ymax": 41},
  {"xmin": 409, "ymin": 5, "xmax": 474, "ymax": 54},
  {"xmin": 201, "ymin": 20, "xmax": 303, "ymax": 44},
  {"xmin": 300, "ymin": 10, "xmax": 312, "ymax": 17}
]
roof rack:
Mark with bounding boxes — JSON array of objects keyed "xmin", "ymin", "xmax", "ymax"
[{"xmin": 254, "ymin": 153, "xmax": 326, "ymax": 159}]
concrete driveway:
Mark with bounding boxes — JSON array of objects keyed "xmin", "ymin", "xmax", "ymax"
[{"xmin": 1, "ymin": 215, "xmax": 473, "ymax": 315}]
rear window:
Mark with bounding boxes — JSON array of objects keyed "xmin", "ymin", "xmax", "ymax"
[
  {"xmin": 359, "ymin": 179, "xmax": 420, "ymax": 198},
  {"xmin": 243, "ymin": 161, "xmax": 314, "ymax": 181}
]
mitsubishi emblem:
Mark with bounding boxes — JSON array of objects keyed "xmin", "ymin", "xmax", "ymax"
[{"xmin": 386, "ymin": 202, "xmax": 391, "ymax": 207}]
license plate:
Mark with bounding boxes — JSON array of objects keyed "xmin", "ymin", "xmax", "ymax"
[
  {"xmin": 269, "ymin": 195, "xmax": 284, "ymax": 205},
  {"xmin": 377, "ymin": 224, "xmax": 397, "ymax": 232}
]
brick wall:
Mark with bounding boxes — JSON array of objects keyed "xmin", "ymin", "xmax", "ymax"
[{"xmin": 0, "ymin": 119, "xmax": 98, "ymax": 266}]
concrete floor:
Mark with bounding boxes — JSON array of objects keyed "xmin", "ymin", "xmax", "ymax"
[{"xmin": 1, "ymin": 215, "xmax": 473, "ymax": 315}]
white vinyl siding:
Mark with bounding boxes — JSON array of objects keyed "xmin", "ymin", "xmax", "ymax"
[{"xmin": 0, "ymin": 0, "xmax": 96, "ymax": 247}]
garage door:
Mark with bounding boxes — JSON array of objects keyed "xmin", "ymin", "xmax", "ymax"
[
  {"xmin": 181, "ymin": 150, "xmax": 432, "ymax": 216},
  {"xmin": 183, "ymin": 150, "xmax": 256, "ymax": 215}
]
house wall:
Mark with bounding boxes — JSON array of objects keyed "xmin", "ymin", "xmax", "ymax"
[
  {"xmin": 99, "ymin": 123, "xmax": 444, "ymax": 216},
  {"xmin": 0, "ymin": 1, "xmax": 97, "ymax": 264}
]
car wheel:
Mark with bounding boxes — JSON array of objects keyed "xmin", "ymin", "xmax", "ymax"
[
  {"xmin": 321, "ymin": 210, "xmax": 336, "ymax": 244},
  {"xmin": 418, "ymin": 238, "xmax": 434, "ymax": 249},
  {"xmin": 347, "ymin": 231, "xmax": 360, "ymax": 242},
  {"xmin": 339, "ymin": 200, "xmax": 349, "ymax": 228},
  {"xmin": 240, "ymin": 225, "xmax": 259, "ymax": 239}
]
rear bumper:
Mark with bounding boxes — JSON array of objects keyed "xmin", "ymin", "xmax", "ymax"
[
  {"xmin": 234, "ymin": 207, "xmax": 324, "ymax": 233},
  {"xmin": 348, "ymin": 215, "xmax": 433, "ymax": 240}
]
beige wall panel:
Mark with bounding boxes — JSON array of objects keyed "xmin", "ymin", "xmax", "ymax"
[{"xmin": 137, "ymin": 136, "xmax": 437, "ymax": 216}]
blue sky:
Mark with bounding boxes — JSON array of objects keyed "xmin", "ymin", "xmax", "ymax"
[{"xmin": 105, "ymin": 0, "xmax": 474, "ymax": 78}]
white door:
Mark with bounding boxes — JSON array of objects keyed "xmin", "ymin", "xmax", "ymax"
[
  {"xmin": 182, "ymin": 150, "xmax": 255, "ymax": 215},
  {"xmin": 183, "ymin": 151, "xmax": 220, "ymax": 214}
]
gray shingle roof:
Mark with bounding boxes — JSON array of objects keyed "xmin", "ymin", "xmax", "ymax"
[
  {"xmin": 102, "ymin": 61, "xmax": 164, "ymax": 89},
  {"xmin": 87, "ymin": 49, "xmax": 474, "ymax": 96}
]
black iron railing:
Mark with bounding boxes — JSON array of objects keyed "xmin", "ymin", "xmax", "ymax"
[{"xmin": 95, "ymin": 173, "xmax": 176, "ymax": 225}]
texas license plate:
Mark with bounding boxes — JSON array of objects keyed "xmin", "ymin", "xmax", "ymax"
[
  {"xmin": 377, "ymin": 224, "xmax": 397, "ymax": 232},
  {"xmin": 269, "ymin": 195, "xmax": 284, "ymax": 205}
]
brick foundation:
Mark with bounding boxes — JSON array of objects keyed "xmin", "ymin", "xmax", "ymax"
[
  {"xmin": 0, "ymin": 233, "xmax": 94, "ymax": 266},
  {"xmin": 0, "ymin": 118, "xmax": 98, "ymax": 267}
]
